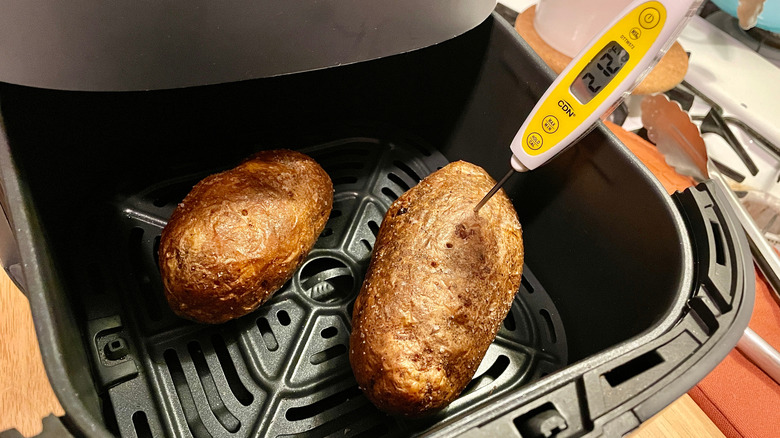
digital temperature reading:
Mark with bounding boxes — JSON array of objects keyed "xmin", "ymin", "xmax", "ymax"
[
  {"xmin": 508, "ymin": 0, "xmax": 688, "ymax": 169},
  {"xmin": 570, "ymin": 41, "xmax": 630, "ymax": 104}
]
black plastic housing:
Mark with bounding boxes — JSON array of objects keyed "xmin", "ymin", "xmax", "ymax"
[
  {"xmin": 0, "ymin": 12, "xmax": 752, "ymax": 438},
  {"xmin": 0, "ymin": 0, "xmax": 495, "ymax": 91}
]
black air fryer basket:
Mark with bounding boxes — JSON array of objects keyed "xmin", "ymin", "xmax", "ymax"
[{"xmin": 0, "ymin": 4, "xmax": 753, "ymax": 438}]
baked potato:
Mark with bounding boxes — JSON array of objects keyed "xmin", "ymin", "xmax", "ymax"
[
  {"xmin": 349, "ymin": 161, "xmax": 524, "ymax": 416},
  {"xmin": 158, "ymin": 149, "xmax": 333, "ymax": 324}
]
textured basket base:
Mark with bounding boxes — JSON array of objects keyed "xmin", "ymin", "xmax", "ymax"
[{"xmin": 94, "ymin": 137, "xmax": 567, "ymax": 437}]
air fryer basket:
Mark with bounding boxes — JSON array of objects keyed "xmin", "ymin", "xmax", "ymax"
[
  {"xmin": 93, "ymin": 138, "xmax": 567, "ymax": 437},
  {"xmin": 0, "ymin": 12, "xmax": 752, "ymax": 438}
]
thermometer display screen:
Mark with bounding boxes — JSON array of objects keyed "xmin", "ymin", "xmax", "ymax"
[{"xmin": 570, "ymin": 41, "xmax": 630, "ymax": 104}]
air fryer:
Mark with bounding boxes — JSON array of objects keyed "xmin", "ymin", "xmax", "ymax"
[{"xmin": 0, "ymin": 4, "xmax": 752, "ymax": 438}]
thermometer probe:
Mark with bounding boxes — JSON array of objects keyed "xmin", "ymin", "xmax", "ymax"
[{"xmin": 474, "ymin": 0, "xmax": 703, "ymax": 212}]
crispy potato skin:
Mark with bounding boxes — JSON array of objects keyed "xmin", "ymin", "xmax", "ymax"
[
  {"xmin": 158, "ymin": 150, "xmax": 333, "ymax": 324},
  {"xmin": 349, "ymin": 161, "xmax": 523, "ymax": 417}
]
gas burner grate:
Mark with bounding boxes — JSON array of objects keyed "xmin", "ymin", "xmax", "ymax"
[{"xmin": 92, "ymin": 137, "xmax": 567, "ymax": 437}]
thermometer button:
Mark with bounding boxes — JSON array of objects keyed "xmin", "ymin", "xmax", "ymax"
[
  {"xmin": 526, "ymin": 132, "xmax": 544, "ymax": 150},
  {"xmin": 542, "ymin": 116, "xmax": 559, "ymax": 134},
  {"xmin": 639, "ymin": 8, "xmax": 661, "ymax": 29}
]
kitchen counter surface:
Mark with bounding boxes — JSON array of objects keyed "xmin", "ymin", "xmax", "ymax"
[
  {"xmin": 0, "ymin": 268, "xmax": 724, "ymax": 437},
  {"xmin": 0, "ymin": 269, "xmax": 63, "ymax": 436}
]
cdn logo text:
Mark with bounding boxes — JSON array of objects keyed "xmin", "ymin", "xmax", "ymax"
[{"xmin": 558, "ymin": 99, "xmax": 576, "ymax": 118}]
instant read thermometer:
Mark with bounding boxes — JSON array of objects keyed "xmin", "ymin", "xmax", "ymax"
[{"xmin": 474, "ymin": 0, "xmax": 703, "ymax": 212}]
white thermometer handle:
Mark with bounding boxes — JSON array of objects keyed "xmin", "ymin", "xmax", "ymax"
[{"xmin": 509, "ymin": 0, "xmax": 702, "ymax": 172}]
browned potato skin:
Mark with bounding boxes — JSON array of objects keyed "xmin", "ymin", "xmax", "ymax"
[
  {"xmin": 158, "ymin": 150, "xmax": 333, "ymax": 324},
  {"xmin": 350, "ymin": 161, "xmax": 523, "ymax": 417}
]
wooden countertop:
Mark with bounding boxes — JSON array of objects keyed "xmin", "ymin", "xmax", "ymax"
[
  {"xmin": 0, "ymin": 269, "xmax": 724, "ymax": 437},
  {"xmin": 0, "ymin": 269, "xmax": 64, "ymax": 436}
]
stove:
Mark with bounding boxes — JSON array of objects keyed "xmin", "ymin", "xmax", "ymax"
[
  {"xmin": 679, "ymin": 14, "xmax": 780, "ymax": 192},
  {"xmin": 707, "ymin": 10, "xmax": 780, "ymax": 67}
]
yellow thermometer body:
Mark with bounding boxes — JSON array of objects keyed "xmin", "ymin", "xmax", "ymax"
[{"xmin": 508, "ymin": 0, "xmax": 702, "ymax": 172}]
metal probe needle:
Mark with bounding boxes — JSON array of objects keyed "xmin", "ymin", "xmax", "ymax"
[{"xmin": 474, "ymin": 169, "xmax": 514, "ymax": 213}]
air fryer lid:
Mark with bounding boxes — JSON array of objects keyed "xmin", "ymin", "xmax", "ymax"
[{"xmin": 0, "ymin": 0, "xmax": 495, "ymax": 91}]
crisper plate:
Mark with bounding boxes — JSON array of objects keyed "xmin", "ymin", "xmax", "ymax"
[{"xmin": 95, "ymin": 137, "xmax": 567, "ymax": 437}]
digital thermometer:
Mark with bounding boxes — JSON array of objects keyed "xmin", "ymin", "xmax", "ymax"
[{"xmin": 475, "ymin": 0, "xmax": 703, "ymax": 211}]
